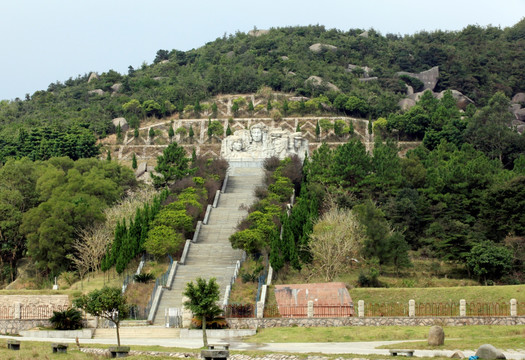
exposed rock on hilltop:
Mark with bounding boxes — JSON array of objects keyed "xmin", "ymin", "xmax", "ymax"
[
  {"xmin": 437, "ymin": 90, "xmax": 474, "ymax": 110},
  {"xmin": 309, "ymin": 43, "xmax": 337, "ymax": 53},
  {"xmin": 88, "ymin": 72, "xmax": 99, "ymax": 83},
  {"xmin": 397, "ymin": 66, "xmax": 439, "ymax": 91},
  {"xmin": 248, "ymin": 29, "xmax": 269, "ymax": 37},
  {"xmin": 305, "ymin": 76, "xmax": 339, "ymax": 92}
]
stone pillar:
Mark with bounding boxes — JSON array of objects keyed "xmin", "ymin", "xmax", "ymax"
[
  {"xmin": 460, "ymin": 299, "xmax": 466, "ymax": 317},
  {"xmin": 256, "ymin": 301, "xmax": 264, "ymax": 319},
  {"xmin": 358, "ymin": 300, "xmax": 364, "ymax": 317},
  {"xmin": 307, "ymin": 301, "xmax": 314, "ymax": 318},
  {"xmin": 181, "ymin": 296, "xmax": 193, "ymax": 328},
  {"xmin": 409, "ymin": 299, "xmax": 415, "ymax": 317},
  {"xmin": 510, "ymin": 299, "xmax": 517, "ymax": 316},
  {"xmin": 14, "ymin": 302, "xmax": 21, "ymax": 320}
]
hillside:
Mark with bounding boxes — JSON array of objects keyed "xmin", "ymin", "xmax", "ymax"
[{"xmin": 0, "ymin": 22, "xmax": 525, "ymax": 288}]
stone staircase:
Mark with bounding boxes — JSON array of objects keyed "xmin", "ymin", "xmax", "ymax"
[{"xmin": 152, "ymin": 166, "xmax": 264, "ymax": 326}]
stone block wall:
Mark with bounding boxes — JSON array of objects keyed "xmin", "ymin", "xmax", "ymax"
[
  {"xmin": 227, "ymin": 316, "xmax": 525, "ymax": 329},
  {"xmin": 0, "ymin": 319, "xmax": 51, "ymax": 335}
]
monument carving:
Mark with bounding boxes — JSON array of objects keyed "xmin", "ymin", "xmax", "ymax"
[{"xmin": 221, "ymin": 125, "xmax": 309, "ymax": 162}]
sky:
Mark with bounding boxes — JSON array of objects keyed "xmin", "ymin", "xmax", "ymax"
[{"xmin": 0, "ymin": 0, "xmax": 523, "ymax": 101}]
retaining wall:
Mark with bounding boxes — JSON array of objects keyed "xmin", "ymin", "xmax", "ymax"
[
  {"xmin": 227, "ymin": 316, "xmax": 525, "ymax": 329},
  {"xmin": 0, "ymin": 319, "xmax": 51, "ymax": 335}
]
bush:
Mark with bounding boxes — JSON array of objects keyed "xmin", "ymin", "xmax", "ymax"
[
  {"xmin": 49, "ymin": 308, "xmax": 83, "ymax": 330},
  {"xmin": 357, "ymin": 267, "xmax": 382, "ymax": 287},
  {"xmin": 134, "ymin": 273, "xmax": 154, "ymax": 283}
]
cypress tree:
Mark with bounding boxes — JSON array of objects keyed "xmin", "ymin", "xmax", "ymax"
[
  {"xmin": 134, "ymin": 127, "xmax": 139, "ymax": 138},
  {"xmin": 106, "ymin": 149, "xmax": 111, "ymax": 161},
  {"xmin": 315, "ymin": 120, "xmax": 320, "ymax": 140},
  {"xmin": 168, "ymin": 125, "xmax": 175, "ymax": 141},
  {"xmin": 132, "ymin": 153, "xmax": 137, "ymax": 169},
  {"xmin": 189, "ymin": 124, "xmax": 194, "ymax": 141},
  {"xmin": 226, "ymin": 125, "xmax": 232, "ymax": 136}
]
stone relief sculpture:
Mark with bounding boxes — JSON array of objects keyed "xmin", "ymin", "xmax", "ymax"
[{"xmin": 221, "ymin": 125, "xmax": 309, "ymax": 162}]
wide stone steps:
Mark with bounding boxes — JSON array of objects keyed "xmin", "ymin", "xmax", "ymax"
[
  {"xmin": 93, "ymin": 327, "xmax": 180, "ymax": 339},
  {"xmin": 151, "ymin": 166, "xmax": 264, "ymax": 326}
]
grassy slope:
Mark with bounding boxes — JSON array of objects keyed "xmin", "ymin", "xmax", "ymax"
[{"xmin": 246, "ymin": 325, "xmax": 525, "ymax": 350}]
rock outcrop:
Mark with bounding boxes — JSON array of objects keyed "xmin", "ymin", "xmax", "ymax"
[
  {"xmin": 305, "ymin": 76, "xmax": 339, "ymax": 92},
  {"xmin": 437, "ymin": 90, "xmax": 474, "ymax": 110},
  {"xmin": 112, "ymin": 117, "xmax": 129, "ymax": 132},
  {"xmin": 475, "ymin": 344, "xmax": 506, "ymax": 359},
  {"xmin": 88, "ymin": 89, "xmax": 104, "ymax": 96},
  {"xmin": 397, "ymin": 66, "xmax": 439, "ymax": 91},
  {"xmin": 398, "ymin": 98, "xmax": 416, "ymax": 111},
  {"xmin": 512, "ymin": 92, "xmax": 525, "ymax": 104},
  {"xmin": 248, "ymin": 29, "xmax": 269, "ymax": 37},
  {"xmin": 427, "ymin": 325, "xmax": 445, "ymax": 346},
  {"xmin": 87, "ymin": 72, "xmax": 99, "ymax": 83},
  {"xmin": 309, "ymin": 43, "xmax": 337, "ymax": 53}
]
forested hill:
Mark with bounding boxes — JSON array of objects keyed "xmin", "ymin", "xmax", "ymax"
[{"xmin": 0, "ymin": 20, "xmax": 524, "ymax": 154}]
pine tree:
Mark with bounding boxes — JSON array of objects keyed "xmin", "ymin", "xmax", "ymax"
[
  {"xmin": 248, "ymin": 101, "xmax": 254, "ymax": 114},
  {"xmin": 189, "ymin": 125, "xmax": 194, "ymax": 142},
  {"xmin": 149, "ymin": 127, "xmax": 155, "ymax": 139},
  {"xmin": 132, "ymin": 153, "xmax": 137, "ymax": 169},
  {"xmin": 116, "ymin": 123, "xmax": 122, "ymax": 142},
  {"xmin": 168, "ymin": 124, "xmax": 175, "ymax": 141},
  {"xmin": 191, "ymin": 148, "xmax": 197, "ymax": 163}
]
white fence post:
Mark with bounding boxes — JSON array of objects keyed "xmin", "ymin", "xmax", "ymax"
[
  {"xmin": 307, "ymin": 300, "xmax": 314, "ymax": 318},
  {"xmin": 510, "ymin": 299, "xmax": 517, "ymax": 316},
  {"xmin": 409, "ymin": 299, "xmax": 415, "ymax": 317},
  {"xmin": 358, "ymin": 300, "xmax": 364, "ymax": 317},
  {"xmin": 460, "ymin": 299, "xmax": 466, "ymax": 316}
]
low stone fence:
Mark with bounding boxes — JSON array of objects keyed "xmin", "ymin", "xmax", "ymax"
[
  {"xmin": 0, "ymin": 319, "xmax": 51, "ymax": 335},
  {"xmin": 227, "ymin": 316, "xmax": 525, "ymax": 329}
]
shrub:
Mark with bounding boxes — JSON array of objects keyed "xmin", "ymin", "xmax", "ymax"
[
  {"xmin": 134, "ymin": 273, "xmax": 154, "ymax": 283},
  {"xmin": 49, "ymin": 308, "xmax": 83, "ymax": 330}
]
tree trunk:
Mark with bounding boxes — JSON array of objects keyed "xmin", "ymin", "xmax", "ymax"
[
  {"xmin": 116, "ymin": 323, "xmax": 121, "ymax": 347},
  {"xmin": 202, "ymin": 316, "xmax": 208, "ymax": 347}
]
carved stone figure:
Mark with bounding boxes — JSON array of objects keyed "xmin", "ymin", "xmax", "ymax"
[{"xmin": 221, "ymin": 125, "xmax": 309, "ymax": 163}]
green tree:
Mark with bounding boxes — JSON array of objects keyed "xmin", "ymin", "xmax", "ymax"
[
  {"xmin": 74, "ymin": 287, "xmax": 129, "ymax": 347},
  {"xmin": 466, "ymin": 241, "xmax": 513, "ymax": 284},
  {"xmin": 152, "ymin": 142, "xmax": 193, "ymax": 188},
  {"xmin": 144, "ymin": 225, "xmax": 183, "ymax": 259},
  {"xmin": 168, "ymin": 125, "xmax": 175, "ymax": 141},
  {"xmin": 132, "ymin": 153, "xmax": 137, "ymax": 170},
  {"xmin": 183, "ymin": 277, "xmax": 222, "ymax": 347}
]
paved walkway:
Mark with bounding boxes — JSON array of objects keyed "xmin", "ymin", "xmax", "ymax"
[{"xmin": 1, "ymin": 335, "xmax": 524, "ymax": 359}]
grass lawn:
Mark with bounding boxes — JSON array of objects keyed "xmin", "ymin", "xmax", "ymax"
[
  {"xmin": 246, "ymin": 325, "xmax": 525, "ymax": 350},
  {"xmin": 0, "ymin": 340, "xmax": 202, "ymax": 360}
]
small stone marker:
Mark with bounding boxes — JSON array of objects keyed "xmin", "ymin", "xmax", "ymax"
[
  {"xmin": 389, "ymin": 349, "xmax": 414, "ymax": 357},
  {"xmin": 475, "ymin": 344, "xmax": 506, "ymax": 359},
  {"xmin": 450, "ymin": 350, "xmax": 465, "ymax": 358},
  {"xmin": 7, "ymin": 339, "xmax": 20, "ymax": 350},
  {"xmin": 428, "ymin": 325, "xmax": 445, "ymax": 346},
  {"xmin": 52, "ymin": 343, "xmax": 68, "ymax": 353},
  {"xmin": 201, "ymin": 343, "xmax": 229, "ymax": 360}
]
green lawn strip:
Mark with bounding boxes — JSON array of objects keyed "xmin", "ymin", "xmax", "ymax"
[
  {"xmin": 378, "ymin": 337, "xmax": 525, "ymax": 351},
  {"xmin": 349, "ymin": 285, "xmax": 525, "ymax": 304},
  {"xmin": 246, "ymin": 325, "xmax": 525, "ymax": 346}
]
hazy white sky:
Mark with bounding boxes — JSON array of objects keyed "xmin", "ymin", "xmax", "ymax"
[{"xmin": 0, "ymin": 0, "xmax": 523, "ymax": 101}]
